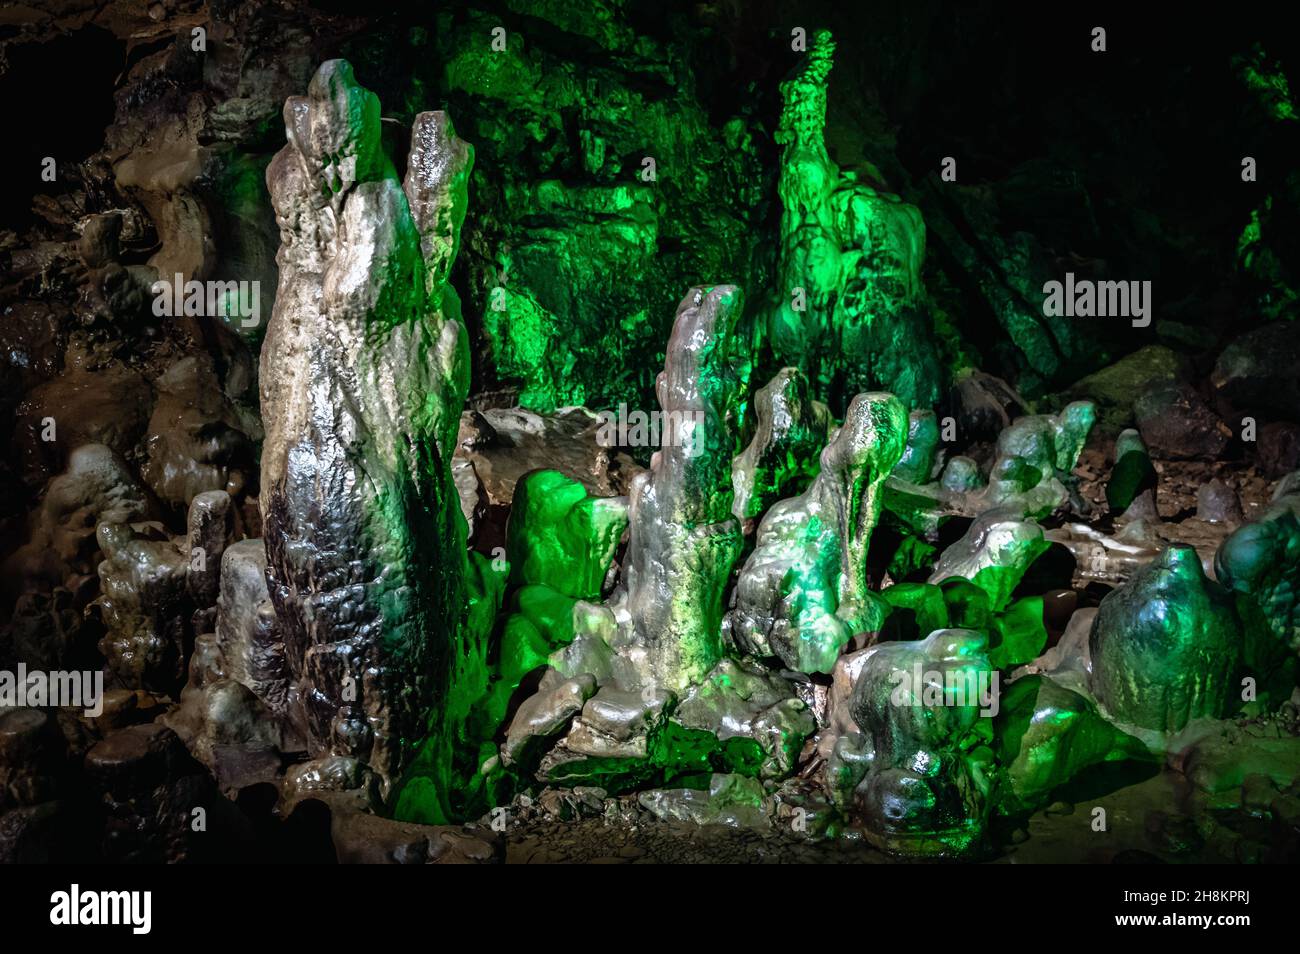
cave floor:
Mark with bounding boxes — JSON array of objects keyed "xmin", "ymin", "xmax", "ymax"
[{"xmin": 501, "ymin": 770, "xmax": 1277, "ymax": 863}]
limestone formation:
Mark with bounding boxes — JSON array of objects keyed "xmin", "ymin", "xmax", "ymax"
[
  {"xmin": 731, "ymin": 367, "xmax": 831, "ymax": 520},
  {"xmin": 1106, "ymin": 428, "xmax": 1157, "ymax": 514},
  {"xmin": 975, "ymin": 400, "xmax": 1096, "ymax": 519},
  {"xmin": 185, "ymin": 490, "xmax": 232, "ymax": 608},
  {"xmin": 928, "ymin": 508, "xmax": 1050, "ymax": 612},
  {"xmin": 893, "ymin": 409, "xmax": 940, "ymax": 484},
  {"xmin": 93, "ymin": 522, "xmax": 191, "ymax": 694},
  {"xmin": 1090, "ymin": 546, "xmax": 1242, "ymax": 732},
  {"xmin": 259, "ymin": 60, "xmax": 474, "ymax": 797},
  {"xmin": 728, "ymin": 391, "xmax": 908, "ymax": 673},
  {"xmin": 768, "ymin": 29, "xmax": 940, "ymax": 410},
  {"xmin": 215, "ymin": 540, "xmax": 289, "ymax": 716},
  {"xmin": 1215, "ymin": 474, "xmax": 1300, "ymax": 674},
  {"xmin": 140, "ymin": 356, "xmax": 258, "ymax": 513},
  {"xmin": 848, "ymin": 628, "xmax": 996, "ymax": 857},
  {"xmin": 882, "ymin": 400, "xmax": 1095, "ymax": 535},
  {"xmin": 585, "ymin": 285, "xmax": 747, "ymax": 692}
]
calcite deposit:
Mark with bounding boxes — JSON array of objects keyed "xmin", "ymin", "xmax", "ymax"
[
  {"xmin": 258, "ymin": 61, "xmax": 474, "ymax": 799},
  {"xmin": 2, "ymin": 3, "xmax": 1299, "ymax": 868}
]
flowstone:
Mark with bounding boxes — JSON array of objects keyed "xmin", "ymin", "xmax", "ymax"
[
  {"xmin": 893, "ymin": 410, "xmax": 940, "ymax": 484},
  {"xmin": 496, "ymin": 286, "xmax": 828, "ymax": 793},
  {"xmin": 728, "ymin": 392, "xmax": 908, "ymax": 673},
  {"xmin": 974, "ymin": 400, "xmax": 1096, "ymax": 519},
  {"xmin": 881, "ymin": 400, "xmax": 1095, "ymax": 535},
  {"xmin": 500, "ymin": 286, "xmax": 752, "ymax": 772},
  {"xmin": 928, "ymin": 508, "xmax": 1050, "ymax": 612},
  {"xmin": 994, "ymin": 674, "xmax": 1149, "ymax": 813},
  {"xmin": 259, "ymin": 60, "xmax": 475, "ymax": 803},
  {"xmin": 1216, "ymin": 475, "xmax": 1300, "ymax": 660},
  {"xmin": 93, "ymin": 521, "xmax": 190, "ymax": 694}
]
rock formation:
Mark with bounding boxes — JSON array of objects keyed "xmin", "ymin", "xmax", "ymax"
[
  {"xmin": 1089, "ymin": 546, "xmax": 1241, "ymax": 733},
  {"xmin": 768, "ymin": 29, "xmax": 941, "ymax": 410},
  {"xmin": 581, "ymin": 285, "xmax": 747, "ymax": 692},
  {"xmin": 259, "ymin": 60, "xmax": 474, "ymax": 799},
  {"xmin": 729, "ymin": 391, "xmax": 908, "ymax": 673},
  {"xmin": 848, "ymin": 629, "xmax": 996, "ymax": 857}
]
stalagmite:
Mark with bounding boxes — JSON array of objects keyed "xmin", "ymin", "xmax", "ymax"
[{"xmin": 259, "ymin": 60, "xmax": 474, "ymax": 798}]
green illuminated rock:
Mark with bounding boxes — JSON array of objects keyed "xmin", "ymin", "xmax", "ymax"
[
  {"xmin": 673, "ymin": 658, "xmax": 815, "ymax": 779},
  {"xmin": 996, "ymin": 674, "xmax": 1148, "ymax": 813},
  {"xmin": 586, "ymin": 285, "xmax": 748, "ymax": 692},
  {"xmin": 879, "ymin": 582, "xmax": 948, "ymax": 642},
  {"xmin": 1106, "ymin": 428, "xmax": 1157, "ymax": 514},
  {"xmin": 1215, "ymin": 479, "xmax": 1300, "ymax": 686},
  {"xmin": 929, "ymin": 509, "xmax": 1050, "ymax": 612},
  {"xmin": 848, "ymin": 628, "xmax": 996, "ymax": 857},
  {"xmin": 1235, "ymin": 44, "xmax": 1299, "ymax": 125},
  {"xmin": 1089, "ymin": 546, "xmax": 1242, "ymax": 732},
  {"xmin": 974, "ymin": 400, "xmax": 1096, "ymax": 519},
  {"xmin": 260, "ymin": 61, "xmax": 475, "ymax": 806},
  {"xmin": 416, "ymin": 8, "xmax": 767, "ymax": 413},
  {"xmin": 885, "ymin": 535, "xmax": 939, "ymax": 581},
  {"xmin": 988, "ymin": 597, "xmax": 1049, "ymax": 670},
  {"xmin": 892, "ymin": 410, "xmax": 940, "ymax": 484},
  {"xmin": 505, "ymin": 469, "xmax": 627, "ymax": 601},
  {"xmin": 496, "ymin": 283, "xmax": 751, "ymax": 783},
  {"xmin": 502, "ymin": 287, "xmax": 819, "ymax": 787},
  {"xmin": 477, "ymin": 470, "xmax": 630, "ymax": 770},
  {"xmin": 639, "ymin": 773, "xmax": 769, "ymax": 829},
  {"xmin": 766, "ymin": 29, "xmax": 941, "ymax": 411},
  {"xmin": 729, "ymin": 392, "xmax": 908, "ymax": 673},
  {"xmin": 882, "ymin": 402, "xmax": 1093, "ymax": 538},
  {"xmin": 940, "ymin": 456, "xmax": 985, "ymax": 493},
  {"xmin": 939, "ymin": 579, "xmax": 993, "ymax": 632},
  {"xmin": 731, "ymin": 367, "xmax": 831, "ymax": 521}
]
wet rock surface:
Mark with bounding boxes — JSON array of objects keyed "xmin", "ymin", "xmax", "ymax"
[
  {"xmin": 589, "ymin": 285, "xmax": 748, "ymax": 692},
  {"xmin": 258, "ymin": 61, "xmax": 474, "ymax": 796},
  {"xmin": 1089, "ymin": 546, "xmax": 1242, "ymax": 733},
  {"xmin": 730, "ymin": 392, "xmax": 907, "ymax": 673},
  {"xmin": 1, "ymin": 3, "xmax": 1299, "ymax": 867}
]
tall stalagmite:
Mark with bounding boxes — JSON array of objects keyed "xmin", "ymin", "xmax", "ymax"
[
  {"xmin": 769, "ymin": 29, "xmax": 941, "ymax": 410},
  {"xmin": 260, "ymin": 60, "xmax": 473, "ymax": 800}
]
